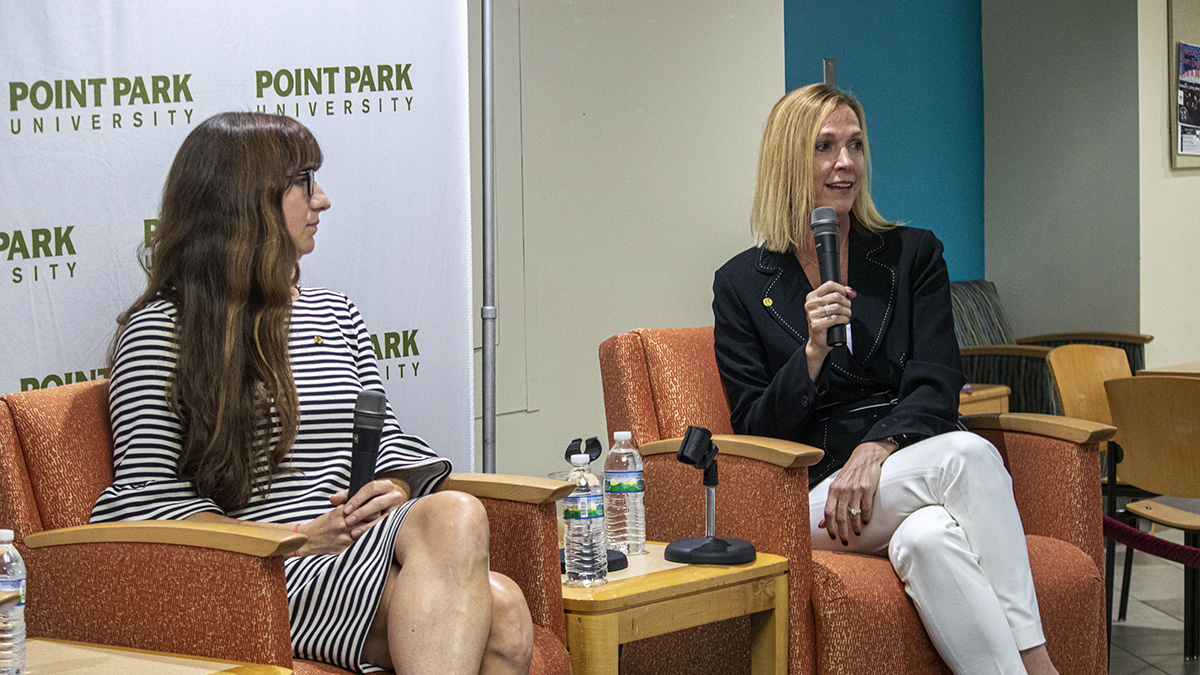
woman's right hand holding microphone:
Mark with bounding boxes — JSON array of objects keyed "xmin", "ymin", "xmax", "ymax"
[{"xmin": 804, "ymin": 280, "xmax": 856, "ymax": 380}]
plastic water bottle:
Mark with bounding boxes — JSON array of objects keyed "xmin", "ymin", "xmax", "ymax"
[
  {"xmin": 604, "ymin": 431, "xmax": 646, "ymax": 555},
  {"xmin": 0, "ymin": 530, "xmax": 25, "ymax": 675},
  {"xmin": 563, "ymin": 453, "xmax": 607, "ymax": 587}
]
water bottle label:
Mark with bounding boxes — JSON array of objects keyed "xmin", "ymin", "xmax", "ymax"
[
  {"xmin": 0, "ymin": 579, "xmax": 25, "ymax": 607},
  {"xmin": 563, "ymin": 494, "xmax": 604, "ymax": 519},
  {"xmin": 604, "ymin": 470, "xmax": 644, "ymax": 494}
]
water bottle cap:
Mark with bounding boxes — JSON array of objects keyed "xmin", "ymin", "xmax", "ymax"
[
  {"xmin": 570, "ymin": 453, "xmax": 591, "ymax": 466},
  {"xmin": 0, "ymin": 530, "xmax": 12, "ymax": 543},
  {"xmin": 613, "ymin": 431, "xmax": 632, "ymax": 442}
]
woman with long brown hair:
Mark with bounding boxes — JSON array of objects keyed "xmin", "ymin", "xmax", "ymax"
[{"xmin": 91, "ymin": 112, "xmax": 533, "ymax": 674}]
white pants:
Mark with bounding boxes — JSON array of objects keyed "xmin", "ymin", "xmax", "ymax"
[{"xmin": 809, "ymin": 431, "xmax": 1044, "ymax": 675}]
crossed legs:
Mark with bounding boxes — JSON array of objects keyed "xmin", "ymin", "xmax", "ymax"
[
  {"xmin": 809, "ymin": 431, "xmax": 1055, "ymax": 674},
  {"xmin": 360, "ymin": 491, "xmax": 534, "ymax": 674}
]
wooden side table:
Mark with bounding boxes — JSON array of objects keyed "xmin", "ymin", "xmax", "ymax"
[
  {"xmin": 959, "ymin": 383, "xmax": 1011, "ymax": 415},
  {"xmin": 26, "ymin": 638, "xmax": 291, "ymax": 674},
  {"xmin": 561, "ymin": 543, "xmax": 788, "ymax": 675}
]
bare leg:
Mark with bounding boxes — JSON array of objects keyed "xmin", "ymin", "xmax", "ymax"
[
  {"xmin": 360, "ymin": 491, "xmax": 495, "ymax": 675},
  {"xmin": 1020, "ymin": 644, "xmax": 1059, "ymax": 675},
  {"xmin": 480, "ymin": 573, "xmax": 534, "ymax": 675}
]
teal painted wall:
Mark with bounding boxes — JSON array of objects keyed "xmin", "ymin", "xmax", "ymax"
[{"xmin": 784, "ymin": 2, "xmax": 984, "ymax": 280}]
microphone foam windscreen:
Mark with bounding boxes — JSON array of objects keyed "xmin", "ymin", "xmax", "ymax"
[
  {"xmin": 811, "ymin": 206, "xmax": 839, "ymax": 235},
  {"xmin": 353, "ymin": 390, "xmax": 388, "ymax": 429}
]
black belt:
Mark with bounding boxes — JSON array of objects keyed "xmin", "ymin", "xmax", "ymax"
[{"xmin": 815, "ymin": 391, "xmax": 898, "ymax": 423}]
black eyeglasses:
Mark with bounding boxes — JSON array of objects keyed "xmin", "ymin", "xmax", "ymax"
[{"xmin": 293, "ymin": 169, "xmax": 317, "ymax": 198}]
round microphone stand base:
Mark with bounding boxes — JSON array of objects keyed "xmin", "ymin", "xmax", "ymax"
[{"xmin": 664, "ymin": 536, "xmax": 756, "ymax": 565}]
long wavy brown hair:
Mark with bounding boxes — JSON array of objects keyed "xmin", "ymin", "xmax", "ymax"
[{"xmin": 114, "ymin": 112, "xmax": 322, "ymax": 512}]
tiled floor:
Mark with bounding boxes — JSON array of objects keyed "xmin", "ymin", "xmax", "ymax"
[{"xmin": 1109, "ymin": 526, "xmax": 1198, "ymax": 674}]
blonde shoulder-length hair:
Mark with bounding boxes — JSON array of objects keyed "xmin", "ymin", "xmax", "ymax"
[{"xmin": 751, "ymin": 83, "xmax": 895, "ymax": 253}]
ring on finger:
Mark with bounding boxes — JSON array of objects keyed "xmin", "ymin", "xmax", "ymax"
[
  {"xmin": 824, "ymin": 304, "xmax": 832, "ymax": 318},
  {"xmin": 848, "ymin": 507, "xmax": 862, "ymax": 516}
]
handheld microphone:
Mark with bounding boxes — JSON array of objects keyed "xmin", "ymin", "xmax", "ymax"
[
  {"xmin": 811, "ymin": 206, "xmax": 846, "ymax": 348},
  {"xmin": 349, "ymin": 390, "xmax": 388, "ymax": 498}
]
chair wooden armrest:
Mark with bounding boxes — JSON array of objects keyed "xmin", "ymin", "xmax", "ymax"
[
  {"xmin": 25, "ymin": 520, "xmax": 305, "ymax": 557},
  {"xmin": 959, "ymin": 344, "xmax": 1053, "ymax": 358},
  {"xmin": 439, "ymin": 472, "xmax": 571, "ymax": 650},
  {"xmin": 23, "ymin": 527, "xmax": 294, "ymax": 666},
  {"xmin": 641, "ymin": 434, "xmax": 824, "ymax": 469},
  {"xmin": 441, "ymin": 472, "xmax": 573, "ymax": 504},
  {"xmin": 1017, "ymin": 331, "xmax": 1154, "ymax": 346},
  {"xmin": 960, "ymin": 413, "xmax": 1115, "ymax": 445}
]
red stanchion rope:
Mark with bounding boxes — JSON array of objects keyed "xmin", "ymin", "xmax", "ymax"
[{"xmin": 1104, "ymin": 516, "xmax": 1200, "ymax": 569}]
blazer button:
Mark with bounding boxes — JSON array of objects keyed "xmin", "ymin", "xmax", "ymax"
[
  {"xmin": 801, "ymin": 395, "xmax": 810, "ymax": 408},
  {"xmin": 763, "ymin": 297, "xmax": 773, "ymax": 307}
]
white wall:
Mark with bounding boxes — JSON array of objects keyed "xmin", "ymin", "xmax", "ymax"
[
  {"xmin": 982, "ymin": 0, "xmax": 1141, "ymax": 339},
  {"xmin": 1139, "ymin": 0, "xmax": 1200, "ymax": 368},
  {"xmin": 468, "ymin": 1, "xmax": 786, "ymax": 478},
  {"xmin": 984, "ymin": 0, "xmax": 1200, "ymax": 366}
]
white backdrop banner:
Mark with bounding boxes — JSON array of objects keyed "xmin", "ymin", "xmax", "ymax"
[{"xmin": 0, "ymin": 1, "xmax": 475, "ymax": 470}]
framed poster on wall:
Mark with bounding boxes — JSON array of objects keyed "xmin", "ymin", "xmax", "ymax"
[
  {"xmin": 1170, "ymin": 0, "xmax": 1200, "ymax": 167},
  {"xmin": 1178, "ymin": 42, "xmax": 1200, "ymax": 154}
]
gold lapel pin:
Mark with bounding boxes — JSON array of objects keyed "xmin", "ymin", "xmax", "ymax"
[{"xmin": 313, "ymin": 335, "xmax": 324, "ymax": 345}]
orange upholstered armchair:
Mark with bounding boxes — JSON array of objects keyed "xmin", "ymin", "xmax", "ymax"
[
  {"xmin": 0, "ymin": 380, "xmax": 571, "ymax": 675},
  {"xmin": 599, "ymin": 327, "xmax": 1114, "ymax": 675}
]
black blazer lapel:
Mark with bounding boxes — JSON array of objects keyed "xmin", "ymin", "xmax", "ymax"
[
  {"xmin": 846, "ymin": 229, "xmax": 898, "ymax": 367},
  {"xmin": 752, "ymin": 233, "xmax": 899, "ymax": 370},
  {"xmin": 755, "ymin": 247, "xmax": 812, "ymax": 346}
]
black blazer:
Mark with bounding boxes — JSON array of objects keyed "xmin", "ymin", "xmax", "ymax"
[{"xmin": 712, "ymin": 225, "xmax": 965, "ymax": 486}]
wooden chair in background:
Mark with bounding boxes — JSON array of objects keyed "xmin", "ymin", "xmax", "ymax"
[
  {"xmin": 1047, "ymin": 344, "xmax": 1131, "ymax": 427},
  {"xmin": 1047, "ymin": 344, "xmax": 1156, "ymax": 626},
  {"xmin": 1104, "ymin": 375, "xmax": 1200, "ymax": 660}
]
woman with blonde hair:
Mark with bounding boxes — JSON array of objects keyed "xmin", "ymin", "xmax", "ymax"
[
  {"xmin": 91, "ymin": 112, "xmax": 532, "ymax": 675},
  {"xmin": 712, "ymin": 84, "xmax": 1058, "ymax": 674}
]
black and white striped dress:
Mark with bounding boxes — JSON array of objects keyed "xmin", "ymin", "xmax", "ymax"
[{"xmin": 90, "ymin": 287, "xmax": 452, "ymax": 673}]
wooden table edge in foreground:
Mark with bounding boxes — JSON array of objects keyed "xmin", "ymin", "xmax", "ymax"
[
  {"xmin": 561, "ymin": 543, "xmax": 789, "ymax": 675},
  {"xmin": 27, "ymin": 637, "xmax": 292, "ymax": 674}
]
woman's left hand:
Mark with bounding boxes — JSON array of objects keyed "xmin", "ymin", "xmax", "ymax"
[
  {"xmin": 333, "ymin": 473, "xmax": 412, "ymax": 538},
  {"xmin": 819, "ymin": 440, "xmax": 897, "ymax": 545}
]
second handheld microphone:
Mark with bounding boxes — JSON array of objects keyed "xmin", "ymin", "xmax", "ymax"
[{"xmin": 349, "ymin": 389, "xmax": 388, "ymax": 498}]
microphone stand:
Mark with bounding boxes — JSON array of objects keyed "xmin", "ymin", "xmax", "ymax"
[{"xmin": 664, "ymin": 458, "xmax": 756, "ymax": 565}]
